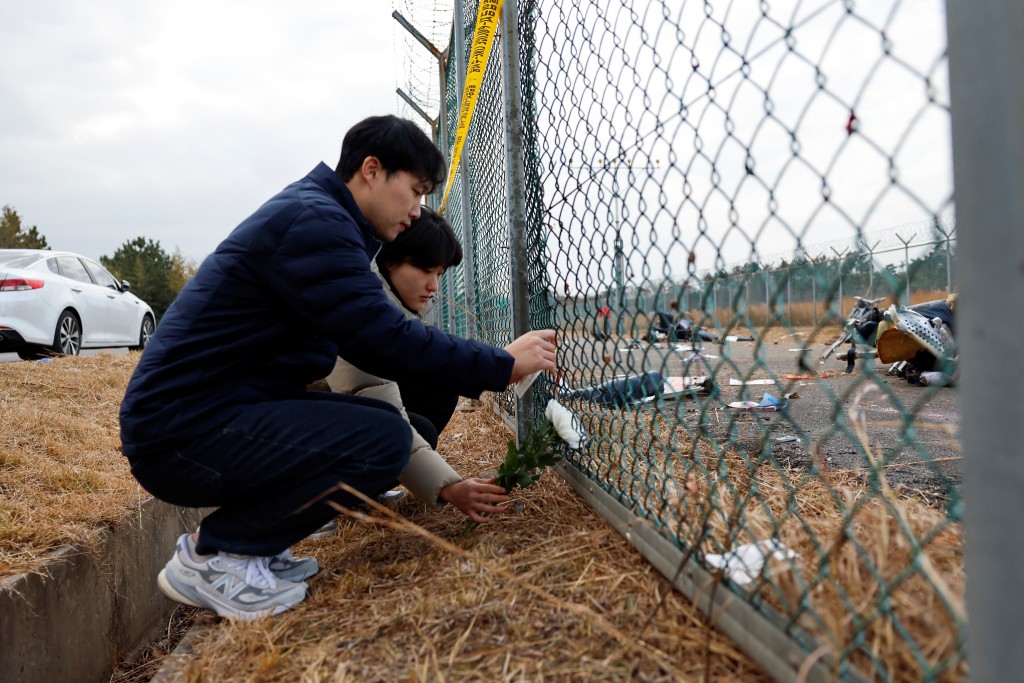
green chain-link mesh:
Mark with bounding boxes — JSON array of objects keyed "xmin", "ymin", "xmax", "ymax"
[{"xmin": 399, "ymin": 0, "xmax": 964, "ymax": 679}]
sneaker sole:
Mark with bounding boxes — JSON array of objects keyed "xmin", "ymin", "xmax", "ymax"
[
  {"xmin": 157, "ymin": 567, "xmax": 204, "ymax": 609},
  {"xmin": 273, "ymin": 566, "xmax": 320, "ymax": 582},
  {"xmin": 157, "ymin": 568, "xmax": 302, "ymax": 620}
]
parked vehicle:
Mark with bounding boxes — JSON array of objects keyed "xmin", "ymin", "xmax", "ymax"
[{"xmin": 0, "ymin": 249, "xmax": 155, "ymax": 360}]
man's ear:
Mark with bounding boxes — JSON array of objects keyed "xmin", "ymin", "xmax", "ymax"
[{"xmin": 360, "ymin": 156, "xmax": 383, "ymax": 186}]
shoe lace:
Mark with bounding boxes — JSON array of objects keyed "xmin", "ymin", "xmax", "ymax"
[{"xmin": 222, "ymin": 555, "xmax": 277, "ymax": 590}]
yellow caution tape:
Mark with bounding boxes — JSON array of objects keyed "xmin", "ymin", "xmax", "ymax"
[{"xmin": 439, "ymin": 0, "xmax": 504, "ymax": 215}]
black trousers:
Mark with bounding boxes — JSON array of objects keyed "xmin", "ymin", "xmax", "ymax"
[{"xmin": 129, "ymin": 391, "xmax": 411, "ymax": 557}]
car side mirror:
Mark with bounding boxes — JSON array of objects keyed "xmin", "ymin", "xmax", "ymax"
[{"xmin": 120, "ymin": 280, "xmax": 132, "ymax": 292}]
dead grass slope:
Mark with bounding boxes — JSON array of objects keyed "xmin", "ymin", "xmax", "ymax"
[
  {"xmin": 1, "ymin": 355, "xmax": 767, "ymax": 681},
  {"xmin": 169, "ymin": 406, "xmax": 768, "ymax": 682},
  {"xmin": 0, "ymin": 354, "xmax": 146, "ymax": 576}
]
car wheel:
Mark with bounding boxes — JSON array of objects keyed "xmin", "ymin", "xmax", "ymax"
[
  {"xmin": 131, "ymin": 315, "xmax": 155, "ymax": 351},
  {"xmin": 52, "ymin": 310, "xmax": 82, "ymax": 356}
]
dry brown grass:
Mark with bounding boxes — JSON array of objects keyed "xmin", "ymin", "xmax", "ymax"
[
  {"xmin": 560, "ymin": 387, "xmax": 966, "ymax": 682},
  {"xmin": 711, "ymin": 288, "xmax": 954, "ymax": 329},
  {"xmin": 171, "ymin": 405, "xmax": 770, "ymax": 682},
  {"xmin": 1, "ymin": 352, "xmax": 964, "ymax": 681},
  {"xmin": 0, "ymin": 353, "xmax": 147, "ymax": 576},
  {"xmin": 615, "ymin": 287, "xmax": 954, "ymax": 334},
  {"xmin": 0, "ymin": 355, "xmax": 769, "ymax": 681}
]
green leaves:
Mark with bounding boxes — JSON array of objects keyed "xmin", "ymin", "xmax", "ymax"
[
  {"xmin": 495, "ymin": 419, "xmax": 563, "ymax": 494},
  {"xmin": 0, "ymin": 205, "xmax": 49, "ymax": 249},
  {"xmin": 100, "ymin": 237, "xmax": 178, "ymax": 322},
  {"xmin": 462, "ymin": 418, "xmax": 566, "ymax": 535}
]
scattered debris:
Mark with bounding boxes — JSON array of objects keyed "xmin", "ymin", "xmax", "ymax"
[
  {"xmin": 728, "ymin": 393, "xmax": 786, "ymax": 412},
  {"xmin": 919, "ymin": 371, "xmax": 954, "ymax": 388},
  {"xmin": 684, "ymin": 353, "xmax": 717, "ymax": 362},
  {"xmin": 704, "ymin": 540, "xmax": 797, "ymax": 586},
  {"xmin": 642, "ymin": 375, "xmax": 714, "ymax": 403},
  {"xmin": 561, "ymin": 371, "xmax": 666, "ymax": 407}
]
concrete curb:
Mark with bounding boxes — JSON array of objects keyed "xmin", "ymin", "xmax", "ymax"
[
  {"xmin": 0, "ymin": 498, "xmax": 208, "ymax": 683},
  {"xmin": 149, "ymin": 613, "xmax": 216, "ymax": 683}
]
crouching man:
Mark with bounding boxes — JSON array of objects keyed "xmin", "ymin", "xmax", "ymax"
[{"xmin": 120, "ymin": 115, "xmax": 556, "ymax": 619}]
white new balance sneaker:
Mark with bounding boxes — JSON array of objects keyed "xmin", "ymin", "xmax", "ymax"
[
  {"xmin": 157, "ymin": 534, "xmax": 307, "ymax": 620},
  {"xmin": 268, "ymin": 549, "xmax": 320, "ymax": 582}
]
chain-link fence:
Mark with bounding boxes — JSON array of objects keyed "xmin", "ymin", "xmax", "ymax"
[
  {"xmin": 557, "ymin": 217, "xmax": 957, "ymax": 334},
  {"xmin": 394, "ymin": 1, "xmax": 970, "ymax": 680}
]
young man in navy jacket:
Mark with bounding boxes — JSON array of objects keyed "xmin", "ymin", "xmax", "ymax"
[{"xmin": 120, "ymin": 115, "xmax": 557, "ymax": 620}]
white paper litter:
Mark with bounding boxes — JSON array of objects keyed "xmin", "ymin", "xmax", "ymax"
[
  {"xmin": 641, "ymin": 376, "xmax": 711, "ymax": 403},
  {"xmin": 515, "ymin": 371, "xmax": 541, "ymax": 399},
  {"xmin": 728, "ymin": 378, "xmax": 776, "ymax": 386},
  {"xmin": 704, "ymin": 540, "xmax": 797, "ymax": 585}
]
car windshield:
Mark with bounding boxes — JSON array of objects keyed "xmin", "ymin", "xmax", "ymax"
[{"xmin": 0, "ymin": 252, "xmax": 44, "ymax": 269}]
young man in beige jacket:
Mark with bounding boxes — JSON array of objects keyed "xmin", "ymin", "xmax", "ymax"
[{"xmin": 326, "ymin": 206, "xmax": 502, "ymax": 523}]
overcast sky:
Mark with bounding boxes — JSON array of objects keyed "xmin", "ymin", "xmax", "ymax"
[
  {"xmin": 530, "ymin": 0, "xmax": 952, "ymax": 288},
  {"xmin": 0, "ymin": 2, "xmax": 404, "ymax": 263}
]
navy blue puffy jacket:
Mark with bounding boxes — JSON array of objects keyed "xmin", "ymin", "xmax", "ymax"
[{"xmin": 119, "ymin": 163, "xmax": 513, "ymax": 457}]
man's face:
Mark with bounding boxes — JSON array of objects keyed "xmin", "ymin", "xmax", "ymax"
[{"xmin": 362, "ymin": 169, "xmax": 432, "ymax": 242}]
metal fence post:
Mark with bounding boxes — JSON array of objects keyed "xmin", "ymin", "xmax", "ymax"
[
  {"xmin": 763, "ymin": 265, "xmax": 770, "ymax": 318},
  {"xmin": 811, "ymin": 265, "xmax": 818, "ymax": 326},
  {"xmin": 786, "ymin": 267, "xmax": 792, "ymax": 325},
  {"xmin": 829, "ymin": 247, "xmax": 847, "ymax": 314},
  {"xmin": 941, "ymin": 225, "xmax": 955, "ymax": 295},
  {"xmin": 451, "ymin": 0, "xmax": 479, "ymax": 338},
  {"xmin": 897, "ymin": 233, "xmax": 914, "ymax": 303},
  {"xmin": 391, "ymin": 10, "xmax": 456, "ymax": 333},
  {"xmin": 947, "ymin": 2, "xmax": 1024, "ymax": 681},
  {"xmin": 501, "ymin": 0, "xmax": 533, "ymax": 443}
]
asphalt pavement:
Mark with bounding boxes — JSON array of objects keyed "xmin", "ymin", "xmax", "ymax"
[
  {"xmin": 0, "ymin": 347, "xmax": 128, "ymax": 363},
  {"xmin": 568, "ymin": 330, "xmax": 961, "ymax": 505}
]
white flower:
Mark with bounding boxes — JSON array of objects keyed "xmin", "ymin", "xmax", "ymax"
[{"xmin": 545, "ymin": 399, "xmax": 588, "ymax": 450}]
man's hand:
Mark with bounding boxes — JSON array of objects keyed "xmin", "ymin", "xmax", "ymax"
[
  {"xmin": 440, "ymin": 477, "xmax": 510, "ymax": 523},
  {"xmin": 505, "ymin": 329, "xmax": 557, "ymax": 384}
]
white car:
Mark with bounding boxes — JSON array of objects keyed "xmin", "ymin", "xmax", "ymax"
[{"xmin": 0, "ymin": 249, "xmax": 155, "ymax": 360}]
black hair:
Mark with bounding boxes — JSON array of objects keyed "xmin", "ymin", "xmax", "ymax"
[
  {"xmin": 377, "ymin": 206, "xmax": 463, "ymax": 274},
  {"xmin": 336, "ymin": 115, "xmax": 446, "ymax": 192}
]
